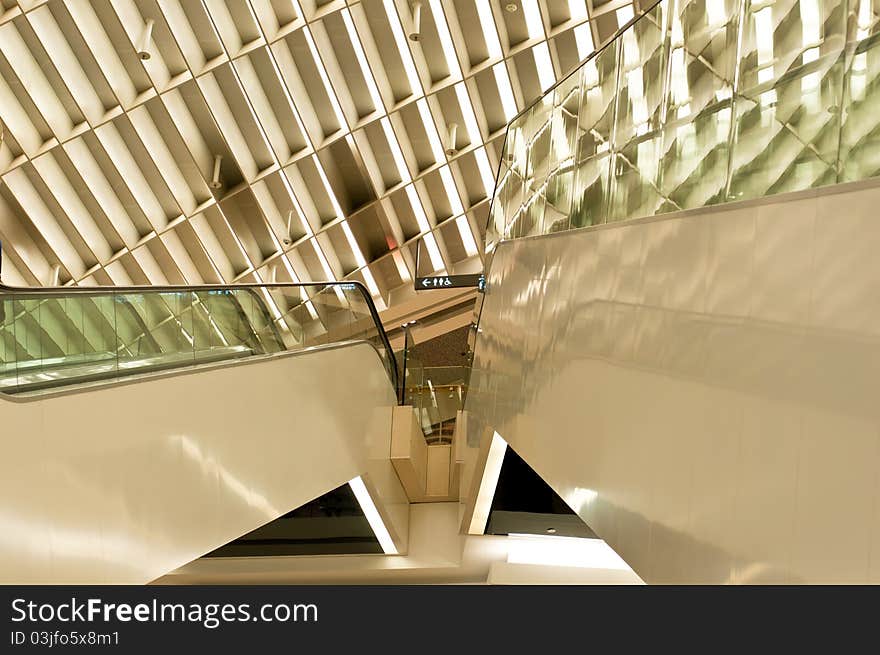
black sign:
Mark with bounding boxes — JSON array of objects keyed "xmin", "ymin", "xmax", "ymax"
[{"xmin": 415, "ymin": 274, "xmax": 484, "ymax": 291}]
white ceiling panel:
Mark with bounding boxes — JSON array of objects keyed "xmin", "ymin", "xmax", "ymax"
[{"xmin": 0, "ymin": 0, "xmax": 636, "ymax": 313}]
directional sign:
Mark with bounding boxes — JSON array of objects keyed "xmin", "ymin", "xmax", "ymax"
[{"xmin": 415, "ymin": 274, "xmax": 485, "ymax": 291}]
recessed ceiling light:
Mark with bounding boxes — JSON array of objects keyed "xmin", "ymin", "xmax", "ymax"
[
  {"xmin": 546, "ymin": 527, "xmax": 557, "ymax": 534},
  {"xmin": 506, "ymin": 3, "xmax": 519, "ymax": 12}
]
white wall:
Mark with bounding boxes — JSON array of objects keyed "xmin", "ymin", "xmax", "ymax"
[
  {"xmin": 467, "ymin": 179, "xmax": 880, "ymax": 583},
  {"xmin": 0, "ymin": 342, "xmax": 404, "ymax": 583}
]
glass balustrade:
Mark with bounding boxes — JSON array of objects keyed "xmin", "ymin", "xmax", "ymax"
[
  {"xmin": 486, "ymin": 0, "xmax": 880, "ymax": 250},
  {"xmin": 402, "ymin": 364, "xmax": 469, "ymax": 444},
  {"xmin": 0, "ymin": 282, "xmax": 397, "ymax": 394}
]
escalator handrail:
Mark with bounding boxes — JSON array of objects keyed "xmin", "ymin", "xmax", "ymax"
[{"xmin": 0, "ymin": 280, "xmax": 399, "ymax": 393}]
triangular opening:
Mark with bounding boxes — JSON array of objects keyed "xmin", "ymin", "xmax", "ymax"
[
  {"xmin": 486, "ymin": 446, "xmax": 596, "ymax": 539},
  {"xmin": 205, "ymin": 484, "xmax": 382, "ymax": 557}
]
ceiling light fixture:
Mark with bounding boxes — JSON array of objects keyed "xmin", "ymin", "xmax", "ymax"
[
  {"xmin": 522, "ymin": 0, "xmax": 544, "ymax": 39},
  {"xmin": 454, "ymin": 83, "xmax": 481, "ymax": 147},
  {"xmin": 423, "ymin": 232, "xmax": 444, "ymax": 272},
  {"xmin": 210, "ymin": 154, "xmax": 223, "ymax": 190},
  {"xmin": 283, "ymin": 210, "xmax": 293, "ymax": 246},
  {"xmin": 392, "ymin": 249, "xmax": 411, "ymax": 282},
  {"xmin": 476, "ymin": 1, "xmax": 503, "ymax": 59},
  {"xmin": 381, "ymin": 116, "xmax": 411, "ymax": 183},
  {"xmin": 533, "ymin": 42, "xmax": 555, "ymax": 92},
  {"xmin": 409, "ymin": 0, "xmax": 422, "ymax": 41},
  {"xmin": 445, "ymin": 122, "xmax": 458, "ymax": 156},
  {"xmin": 475, "ymin": 147, "xmax": 496, "ymax": 197},
  {"xmin": 362, "ymin": 267, "xmax": 382, "ymax": 300},
  {"xmin": 573, "ymin": 22, "xmax": 594, "ymax": 61},
  {"xmin": 417, "ymin": 98, "xmax": 445, "ymax": 163},
  {"xmin": 440, "ymin": 165, "xmax": 464, "ymax": 215},
  {"xmin": 567, "ymin": 0, "xmax": 588, "ymax": 21},
  {"xmin": 137, "ymin": 19, "xmax": 154, "ymax": 61},
  {"xmin": 384, "ymin": 0, "xmax": 423, "ymax": 96},
  {"xmin": 303, "ymin": 27, "xmax": 348, "ymax": 131},
  {"xmin": 493, "ymin": 62, "xmax": 518, "ymax": 121},
  {"xmin": 429, "ymin": 0, "xmax": 462, "ymax": 80},
  {"xmin": 456, "ymin": 215, "xmax": 479, "ymax": 257},
  {"xmin": 343, "ymin": 9, "xmax": 384, "ymax": 112},
  {"xmin": 406, "ymin": 185, "xmax": 431, "ymax": 233}
]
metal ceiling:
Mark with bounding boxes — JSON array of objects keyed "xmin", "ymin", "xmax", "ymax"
[{"xmin": 0, "ymin": 0, "xmax": 643, "ymax": 314}]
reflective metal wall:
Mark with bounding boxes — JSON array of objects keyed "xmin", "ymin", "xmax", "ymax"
[
  {"xmin": 467, "ymin": 181, "xmax": 880, "ymax": 583},
  {"xmin": 0, "ymin": 342, "xmax": 403, "ymax": 583}
]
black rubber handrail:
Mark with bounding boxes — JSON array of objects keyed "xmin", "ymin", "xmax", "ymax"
[{"xmin": 0, "ymin": 280, "xmax": 399, "ymax": 393}]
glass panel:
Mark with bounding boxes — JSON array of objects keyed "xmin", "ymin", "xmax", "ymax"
[
  {"xmin": 569, "ymin": 40, "xmax": 621, "ymax": 228},
  {"xmin": 657, "ymin": 0, "xmax": 741, "ymax": 209},
  {"xmin": 840, "ymin": 0, "xmax": 880, "ymax": 181},
  {"xmin": 0, "ymin": 284, "xmax": 397, "ymax": 394},
  {"xmin": 304, "ymin": 286, "xmax": 343, "ymax": 345},
  {"xmin": 571, "ymin": 153, "xmax": 613, "ymax": 228},
  {"xmin": 236, "ymin": 288, "xmax": 283, "ymax": 353},
  {"xmin": 609, "ymin": 2, "xmax": 670, "ymax": 222},
  {"xmin": 729, "ymin": 0, "xmax": 846, "ymax": 200},
  {"xmin": 659, "ymin": 101, "xmax": 734, "ymax": 209},
  {"xmin": 578, "ymin": 40, "xmax": 620, "ymax": 160},
  {"xmin": 340, "ymin": 284, "xmax": 373, "ymax": 343},
  {"xmin": 0, "ymin": 295, "xmax": 15, "ymax": 385},
  {"xmin": 614, "ymin": 3, "xmax": 669, "ymax": 144},
  {"xmin": 404, "ymin": 365, "xmax": 468, "ymax": 442},
  {"xmin": 543, "ymin": 73, "xmax": 582, "ymax": 233},
  {"xmin": 277, "ymin": 287, "xmax": 311, "ymax": 348},
  {"xmin": 484, "ymin": 0, "xmax": 872, "ymax": 246},
  {"xmin": 501, "ymin": 120, "xmax": 528, "ymax": 239},
  {"xmin": 517, "ymin": 96, "xmax": 554, "ymax": 239},
  {"xmin": 486, "ymin": 161, "xmax": 508, "ymax": 250},
  {"xmin": 195, "ymin": 290, "xmax": 237, "ymax": 353},
  {"xmin": 667, "ymin": 0, "xmax": 741, "ymax": 122},
  {"xmin": 609, "ymin": 133, "xmax": 666, "ymax": 220},
  {"xmin": 16, "ymin": 297, "xmax": 49, "ymax": 374},
  {"xmin": 79, "ymin": 296, "xmax": 117, "ymax": 366}
]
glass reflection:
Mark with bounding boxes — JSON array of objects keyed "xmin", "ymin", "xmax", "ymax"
[
  {"xmin": 488, "ymin": 0, "xmax": 870, "ymax": 245},
  {"xmin": 0, "ymin": 283, "xmax": 395, "ymax": 394}
]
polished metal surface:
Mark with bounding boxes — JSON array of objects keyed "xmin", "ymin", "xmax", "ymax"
[
  {"xmin": 467, "ymin": 180, "xmax": 880, "ymax": 583},
  {"xmin": 0, "ymin": 341, "xmax": 404, "ymax": 583}
]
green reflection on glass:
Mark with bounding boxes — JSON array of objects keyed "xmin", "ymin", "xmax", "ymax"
[
  {"xmin": 490, "ymin": 0, "xmax": 875, "ymax": 245},
  {"xmin": 0, "ymin": 283, "xmax": 388, "ymax": 394}
]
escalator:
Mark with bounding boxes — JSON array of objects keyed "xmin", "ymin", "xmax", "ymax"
[
  {"xmin": 467, "ymin": 0, "xmax": 880, "ymax": 583},
  {"xmin": 0, "ymin": 282, "xmax": 396, "ymax": 394},
  {"xmin": 0, "ymin": 281, "xmax": 404, "ymax": 583}
]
